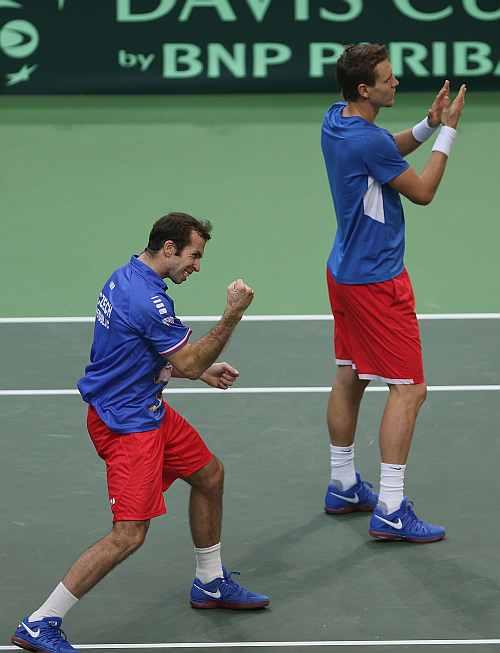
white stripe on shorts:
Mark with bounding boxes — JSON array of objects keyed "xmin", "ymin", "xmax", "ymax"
[{"xmin": 358, "ymin": 373, "xmax": 414, "ymax": 385}]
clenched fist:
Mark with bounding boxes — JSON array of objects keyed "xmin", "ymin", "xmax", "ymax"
[{"xmin": 226, "ymin": 279, "xmax": 254, "ymax": 313}]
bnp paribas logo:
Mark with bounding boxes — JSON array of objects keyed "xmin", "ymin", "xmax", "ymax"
[{"xmin": 0, "ymin": 0, "xmax": 66, "ymax": 88}]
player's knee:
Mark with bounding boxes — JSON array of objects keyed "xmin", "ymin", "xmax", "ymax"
[
  {"xmin": 202, "ymin": 456, "xmax": 225, "ymax": 496},
  {"xmin": 391, "ymin": 382, "xmax": 427, "ymax": 409},
  {"xmin": 186, "ymin": 456, "xmax": 224, "ymax": 495},
  {"xmin": 414, "ymin": 383, "xmax": 427, "ymax": 407},
  {"xmin": 111, "ymin": 520, "xmax": 149, "ymax": 554}
]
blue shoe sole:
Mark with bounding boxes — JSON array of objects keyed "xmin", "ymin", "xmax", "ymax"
[
  {"xmin": 11, "ymin": 635, "xmax": 47, "ymax": 653},
  {"xmin": 191, "ymin": 598, "xmax": 270, "ymax": 610},
  {"xmin": 369, "ymin": 528, "xmax": 445, "ymax": 543},
  {"xmin": 325, "ymin": 504, "xmax": 374, "ymax": 515}
]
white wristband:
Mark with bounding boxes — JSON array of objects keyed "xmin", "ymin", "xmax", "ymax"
[
  {"xmin": 411, "ymin": 117, "xmax": 437, "ymax": 143},
  {"xmin": 432, "ymin": 126, "xmax": 457, "ymax": 157}
]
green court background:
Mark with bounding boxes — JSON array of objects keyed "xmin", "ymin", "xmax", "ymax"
[{"xmin": 1, "ymin": 92, "xmax": 499, "ymax": 317}]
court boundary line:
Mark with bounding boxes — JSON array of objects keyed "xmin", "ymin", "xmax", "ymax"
[
  {"xmin": 0, "ymin": 313, "xmax": 499, "ymax": 324},
  {"xmin": 1, "ymin": 385, "xmax": 499, "ymax": 397},
  {"xmin": 2, "ymin": 638, "xmax": 500, "ymax": 650}
]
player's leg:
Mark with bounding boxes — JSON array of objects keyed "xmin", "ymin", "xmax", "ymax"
[
  {"xmin": 12, "ymin": 410, "xmax": 167, "ymax": 652},
  {"xmin": 379, "ymin": 383, "xmax": 427, "ymax": 464},
  {"xmin": 184, "ymin": 458, "xmax": 270, "ymax": 610},
  {"xmin": 365, "ymin": 271, "xmax": 445, "ymax": 543},
  {"xmin": 185, "ymin": 455, "xmax": 224, "ymax": 548},
  {"xmin": 327, "ymin": 364, "xmax": 369, "ymax": 449},
  {"xmin": 324, "ymin": 269, "xmax": 377, "ymax": 514},
  {"xmin": 377, "ymin": 382, "xmax": 427, "ymax": 516},
  {"xmin": 161, "ymin": 404, "xmax": 269, "ymax": 609},
  {"xmin": 62, "ymin": 520, "xmax": 150, "ymax": 597},
  {"xmin": 369, "ymin": 382, "xmax": 444, "ymax": 543},
  {"xmin": 12, "ymin": 521, "xmax": 150, "ymax": 653}
]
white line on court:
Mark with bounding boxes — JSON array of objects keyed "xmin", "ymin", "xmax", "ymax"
[
  {"xmin": 0, "ymin": 313, "xmax": 499, "ymax": 324},
  {"xmin": 2, "ymin": 639, "xmax": 500, "ymax": 650},
  {"xmin": 0, "ymin": 386, "xmax": 499, "ymax": 397}
]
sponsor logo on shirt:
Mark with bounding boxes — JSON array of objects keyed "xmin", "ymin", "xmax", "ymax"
[{"xmin": 96, "ymin": 291, "xmax": 113, "ymax": 329}]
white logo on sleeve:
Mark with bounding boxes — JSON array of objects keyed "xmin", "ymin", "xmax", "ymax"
[{"xmin": 151, "ymin": 296, "xmax": 172, "ymax": 320}]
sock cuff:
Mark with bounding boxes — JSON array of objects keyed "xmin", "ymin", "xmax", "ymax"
[
  {"xmin": 330, "ymin": 444, "xmax": 354, "ymax": 453},
  {"xmin": 380, "ymin": 463, "xmax": 406, "ymax": 473},
  {"xmin": 194, "ymin": 542, "xmax": 221, "ymax": 555},
  {"xmin": 58, "ymin": 582, "xmax": 78, "ymax": 602}
]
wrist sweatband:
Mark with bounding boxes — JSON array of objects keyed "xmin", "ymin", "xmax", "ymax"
[
  {"xmin": 432, "ymin": 126, "xmax": 457, "ymax": 157},
  {"xmin": 411, "ymin": 117, "xmax": 437, "ymax": 143}
]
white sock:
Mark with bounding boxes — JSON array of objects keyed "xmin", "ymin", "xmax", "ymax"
[
  {"xmin": 329, "ymin": 444, "xmax": 356, "ymax": 490},
  {"xmin": 379, "ymin": 463, "xmax": 406, "ymax": 514},
  {"xmin": 29, "ymin": 583, "xmax": 78, "ymax": 622},
  {"xmin": 194, "ymin": 542, "xmax": 223, "ymax": 584}
]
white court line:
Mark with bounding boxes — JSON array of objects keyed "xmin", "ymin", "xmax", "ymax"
[
  {"xmin": 0, "ymin": 386, "xmax": 499, "ymax": 397},
  {"xmin": 0, "ymin": 313, "xmax": 499, "ymax": 324},
  {"xmin": 2, "ymin": 639, "xmax": 500, "ymax": 650}
]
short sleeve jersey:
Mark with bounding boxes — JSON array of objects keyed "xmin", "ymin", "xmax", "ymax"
[
  {"xmin": 321, "ymin": 101, "xmax": 410, "ymax": 284},
  {"xmin": 77, "ymin": 256, "xmax": 191, "ymax": 434}
]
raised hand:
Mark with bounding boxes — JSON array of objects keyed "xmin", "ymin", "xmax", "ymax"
[
  {"xmin": 226, "ymin": 279, "xmax": 254, "ymax": 314},
  {"xmin": 201, "ymin": 362, "xmax": 240, "ymax": 389},
  {"xmin": 427, "ymin": 80, "xmax": 450, "ymax": 128},
  {"xmin": 442, "ymin": 84, "xmax": 467, "ymax": 129}
]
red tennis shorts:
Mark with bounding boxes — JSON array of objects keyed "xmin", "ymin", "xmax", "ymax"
[
  {"xmin": 326, "ymin": 267, "xmax": 424, "ymax": 385},
  {"xmin": 87, "ymin": 402, "xmax": 213, "ymax": 522}
]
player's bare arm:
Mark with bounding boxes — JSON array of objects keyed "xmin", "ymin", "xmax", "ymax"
[
  {"xmin": 390, "ymin": 84, "xmax": 466, "ymax": 205},
  {"xmin": 393, "ymin": 80, "xmax": 450, "ymax": 156},
  {"xmin": 167, "ymin": 279, "xmax": 253, "ymax": 379},
  {"xmin": 170, "ymin": 361, "xmax": 240, "ymax": 390}
]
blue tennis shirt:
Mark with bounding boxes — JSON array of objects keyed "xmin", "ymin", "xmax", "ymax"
[
  {"xmin": 321, "ymin": 101, "xmax": 409, "ymax": 284},
  {"xmin": 78, "ymin": 256, "xmax": 191, "ymax": 434}
]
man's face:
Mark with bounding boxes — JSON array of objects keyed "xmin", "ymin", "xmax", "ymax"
[
  {"xmin": 167, "ymin": 231, "xmax": 206, "ymax": 284},
  {"xmin": 367, "ymin": 59, "xmax": 399, "ymax": 107}
]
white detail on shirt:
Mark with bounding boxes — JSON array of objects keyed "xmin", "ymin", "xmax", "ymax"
[{"xmin": 363, "ymin": 176, "xmax": 385, "ymax": 224}]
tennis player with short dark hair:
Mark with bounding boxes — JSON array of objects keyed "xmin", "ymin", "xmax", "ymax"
[
  {"xmin": 321, "ymin": 44, "xmax": 466, "ymax": 541},
  {"xmin": 12, "ymin": 212, "xmax": 269, "ymax": 653}
]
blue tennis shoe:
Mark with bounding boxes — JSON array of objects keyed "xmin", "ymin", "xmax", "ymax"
[
  {"xmin": 369, "ymin": 497, "xmax": 445, "ymax": 543},
  {"xmin": 190, "ymin": 568, "xmax": 270, "ymax": 609},
  {"xmin": 11, "ymin": 616, "xmax": 77, "ymax": 653},
  {"xmin": 324, "ymin": 472, "xmax": 378, "ymax": 514}
]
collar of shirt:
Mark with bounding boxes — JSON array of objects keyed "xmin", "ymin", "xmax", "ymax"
[{"xmin": 129, "ymin": 255, "xmax": 168, "ymax": 291}]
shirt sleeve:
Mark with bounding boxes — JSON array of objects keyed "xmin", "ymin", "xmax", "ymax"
[
  {"xmin": 132, "ymin": 295, "xmax": 191, "ymax": 356},
  {"xmin": 362, "ymin": 129, "xmax": 409, "ymax": 185}
]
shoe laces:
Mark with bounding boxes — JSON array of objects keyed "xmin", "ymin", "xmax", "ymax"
[
  {"xmin": 404, "ymin": 501, "xmax": 428, "ymax": 534},
  {"xmin": 360, "ymin": 479, "xmax": 375, "ymax": 496},
  {"xmin": 221, "ymin": 570, "xmax": 243, "ymax": 598},
  {"xmin": 40, "ymin": 622, "xmax": 68, "ymax": 645}
]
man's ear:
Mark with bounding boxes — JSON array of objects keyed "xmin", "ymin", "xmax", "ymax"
[
  {"xmin": 357, "ymin": 82, "xmax": 369, "ymax": 99},
  {"xmin": 162, "ymin": 240, "xmax": 177, "ymax": 258}
]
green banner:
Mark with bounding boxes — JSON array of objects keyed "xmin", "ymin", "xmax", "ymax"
[{"xmin": 1, "ymin": 0, "xmax": 499, "ymax": 93}]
